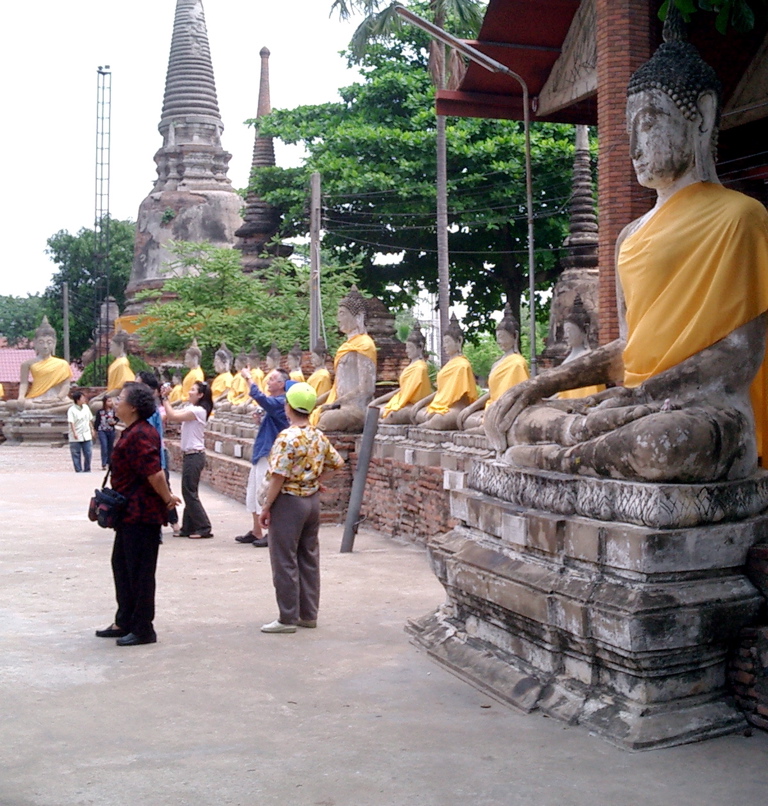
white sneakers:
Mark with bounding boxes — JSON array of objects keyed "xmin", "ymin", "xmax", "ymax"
[{"xmin": 260, "ymin": 620, "xmax": 297, "ymax": 634}]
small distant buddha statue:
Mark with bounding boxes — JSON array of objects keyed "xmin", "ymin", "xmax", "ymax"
[
  {"xmin": 307, "ymin": 339, "xmax": 332, "ymax": 398},
  {"xmin": 210, "ymin": 343, "xmax": 235, "ymax": 403},
  {"xmin": 458, "ymin": 305, "xmax": 529, "ymax": 432},
  {"xmin": 371, "ymin": 322, "xmax": 431, "ymax": 424},
  {"xmin": 9, "ymin": 316, "xmax": 72, "ymax": 413},
  {"xmin": 89, "ymin": 329, "xmax": 136, "ymax": 412},
  {"xmin": 312, "ymin": 285, "xmax": 377, "ymax": 432},
  {"xmin": 485, "ymin": 9, "xmax": 768, "ymax": 482},
  {"xmin": 412, "ymin": 314, "xmax": 477, "ymax": 430},
  {"xmin": 287, "ymin": 341, "xmax": 305, "ymax": 382},
  {"xmin": 173, "ymin": 339, "xmax": 205, "ymax": 408},
  {"xmin": 265, "ymin": 343, "xmax": 281, "ymax": 374},
  {"xmin": 216, "ymin": 352, "xmax": 252, "ymax": 412},
  {"xmin": 557, "ymin": 295, "xmax": 606, "ymax": 400},
  {"xmin": 167, "ymin": 373, "xmax": 184, "ymax": 404}
]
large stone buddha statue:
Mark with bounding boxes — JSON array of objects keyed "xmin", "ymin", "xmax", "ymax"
[
  {"xmin": 89, "ymin": 330, "xmax": 136, "ymax": 412},
  {"xmin": 371, "ymin": 322, "xmax": 431, "ymax": 424},
  {"xmin": 312, "ymin": 286, "xmax": 377, "ymax": 432},
  {"xmin": 306, "ymin": 339, "xmax": 332, "ymax": 398},
  {"xmin": 485, "ymin": 14, "xmax": 768, "ymax": 483},
  {"xmin": 9, "ymin": 317, "xmax": 72, "ymax": 413},
  {"xmin": 412, "ymin": 314, "xmax": 477, "ymax": 431},
  {"xmin": 458, "ymin": 305, "xmax": 529, "ymax": 432}
]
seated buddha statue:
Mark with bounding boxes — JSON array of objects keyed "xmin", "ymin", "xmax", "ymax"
[
  {"xmin": 287, "ymin": 341, "xmax": 305, "ymax": 382},
  {"xmin": 171, "ymin": 339, "xmax": 205, "ymax": 409},
  {"xmin": 458, "ymin": 305, "xmax": 529, "ymax": 433},
  {"xmin": 264, "ymin": 343, "xmax": 282, "ymax": 388},
  {"xmin": 306, "ymin": 339, "xmax": 332, "ymax": 399},
  {"xmin": 216, "ymin": 353, "xmax": 253, "ymax": 413},
  {"xmin": 312, "ymin": 286, "xmax": 377, "ymax": 433},
  {"xmin": 8, "ymin": 317, "xmax": 72, "ymax": 413},
  {"xmin": 210, "ymin": 343, "xmax": 235, "ymax": 404},
  {"xmin": 412, "ymin": 314, "xmax": 477, "ymax": 431},
  {"xmin": 167, "ymin": 373, "xmax": 184, "ymax": 404},
  {"xmin": 371, "ymin": 322, "xmax": 431, "ymax": 425},
  {"xmin": 485, "ymin": 11, "xmax": 768, "ymax": 483},
  {"xmin": 556, "ymin": 295, "xmax": 606, "ymax": 400},
  {"xmin": 89, "ymin": 329, "xmax": 136, "ymax": 412}
]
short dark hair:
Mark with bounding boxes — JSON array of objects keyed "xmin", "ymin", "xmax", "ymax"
[
  {"xmin": 122, "ymin": 382, "xmax": 157, "ymax": 421},
  {"xmin": 71, "ymin": 390, "xmax": 84, "ymax": 404},
  {"xmin": 137, "ymin": 370, "xmax": 160, "ymax": 391}
]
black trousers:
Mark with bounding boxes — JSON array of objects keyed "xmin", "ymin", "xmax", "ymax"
[
  {"xmin": 181, "ymin": 452, "xmax": 211, "ymax": 535},
  {"xmin": 111, "ymin": 522, "xmax": 161, "ymax": 638}
]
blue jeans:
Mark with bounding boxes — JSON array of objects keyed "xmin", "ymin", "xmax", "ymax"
[
  {"xmin": 98, "ymin": 430, "xmax": 115, "ymax": 468},
  {"xmin": 70, "ymin": 440, "xmax": 92, "ymax": 473}
]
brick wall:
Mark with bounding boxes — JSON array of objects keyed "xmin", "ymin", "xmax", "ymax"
[{"xmin": 595, "ymin": 0, "xmax": 656, "ymax": 343}]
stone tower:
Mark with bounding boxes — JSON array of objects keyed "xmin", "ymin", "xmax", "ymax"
[
  {"xmin": 541, "ymin": 125, "xmax": 600, "ymax": 363},
  {"xmin": 124, "ymin": 0, "xmax": 243, "ymax": 313},
  {"xmin": 234, "ymin": 47, "xmax": 291, "ymax": 274}
]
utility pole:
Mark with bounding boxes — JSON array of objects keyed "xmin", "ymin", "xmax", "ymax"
[
  {"xmin": 94, "ymin": 65, "xmax": 112, "ymax": 383},
  {"xmin": 62, "ymin": 282, "xmax": 70, "ymax": 363},
  {"xmin": 309, "ymin": 171, "xmax": 322, "ymax": 350}
]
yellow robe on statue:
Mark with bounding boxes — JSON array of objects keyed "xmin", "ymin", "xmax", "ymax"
[
  {"xmin": 181, "ymin": 366, "xmax": 205, "ymax": 397},
  {"xmin": 618, "ymin": 181, "xmax": 768, "ymax": 458},
  {"xmin": 310, "ymin": 334, "xmax": 377, "ymax": 425},
  {"xmin": 486, "ymin": 353, "xmax": 529, "ymax": 408},
  {"xmin": 289, "ymin": 370, "xmax": 305, "ymax": 383},
  {"xmin": 211, "ymin": 372, "xmax": 234, "ymax": 400},
  {"xmin": 427, "ymin": 355, "xmax": 477, "ymax": 415},
  {"xmin": 107, "ymin": 355, "xmax": 135, "ymax": 392},
  {"xmin": 227, "ymin": 373, "xmax": 251, "ymax": 406},
  {"xmin": 307, "ymin": 367, "xmax": 332, "ymax": 398},
  {"xmin": 382, "ymin": 359, "xmax": 431, "ymax": 418},
  {"xmin": 27, "ymin": 356, "xmax": 72, "ymax": 398},
  {"xmin": 168, "ymin": 384, "xmax": 184, "ymax": 404}
]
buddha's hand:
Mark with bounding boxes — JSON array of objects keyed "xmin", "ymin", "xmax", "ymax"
[{"xmin": 485, "ymin": 378, "xmax": 544, "ymax": 453}]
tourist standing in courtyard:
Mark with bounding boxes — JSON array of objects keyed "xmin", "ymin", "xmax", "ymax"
[
  {"xmin": 95, "ymin": 396, "xmax": 117, "ymax": 469},
  {"xmin": 162, "ymin": 380, "xmax": 214, "ymax": 539},
  {"xmin": 259, "ymin": 382, "xmax": 344, "ymax": 634},
  {"xmin": 67, "ymin": 390, "xmax": 95, "ymax": 472},
  {"xmin": 95, "ymin": 382, "xmax": 180, "ymax": 646},
  {"xmin": 234, "ymin": 367, "xmax": 290, "ymax": 547}
]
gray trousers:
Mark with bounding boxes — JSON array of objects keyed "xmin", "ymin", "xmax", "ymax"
[
  {"xmin": 181, "ymin": 452, "xmax": 211, "ymax": 536},
  {"xmin": 267, "ymin": 492, "xmax": 320, "ymax": 625}
]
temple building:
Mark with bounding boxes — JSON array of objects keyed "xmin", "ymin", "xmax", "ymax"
[{"xmin": 123, "ymin": 0, "xmax": 243, "ymax": 314}]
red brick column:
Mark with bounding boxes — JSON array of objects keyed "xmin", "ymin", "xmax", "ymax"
[{"xmin": 595, "ymin": 0, "xmax": 656, "ymax": 343}]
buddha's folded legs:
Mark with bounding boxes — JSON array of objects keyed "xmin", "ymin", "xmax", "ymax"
[{"xmin": 505, "ymin": 406, "xmax": 752, "ymax": 483}]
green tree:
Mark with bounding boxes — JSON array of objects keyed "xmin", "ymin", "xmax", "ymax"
[
  {"xmin": 662, "ymin": 0, "xmax": 765, "ymax": 33},
  {"xmin": 250, "ymin": 30, "xmax": 576, "ymax": 338},
  {"xmin": 136, "ymin": 242, "xmax": 358, "ymax": 359},
  {"xmin": 43, "ymin": 217, "xmax": 136, "ymax": 358},
  {"xmin": 0, "ymin": 294, "xmax": 46, "ymax": 346}
]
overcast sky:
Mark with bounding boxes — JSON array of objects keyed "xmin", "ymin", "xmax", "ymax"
[{"xmin": 3, "ymin": 1, "xmax": 362, "ymax": 297}]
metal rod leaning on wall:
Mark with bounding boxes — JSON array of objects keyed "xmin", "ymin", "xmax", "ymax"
[{"xmin": 340, "ymin": 405, "xmax": 380, "ymax": 553}]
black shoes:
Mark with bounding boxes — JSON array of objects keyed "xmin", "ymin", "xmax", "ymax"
[
  {"xmin": 235, "ymin": 531, "xmax": 255, "ymax": 543},
  {"xmin": 95, "ymin": 625, "xmax": 127, "ymax": 638},
  {"xmin": 252, "ymin": 537, "xmax": 268, "ymax": 548},
  {"xmin": 116, "ymin": 632, "xmax": 157, "ymax": 646}
]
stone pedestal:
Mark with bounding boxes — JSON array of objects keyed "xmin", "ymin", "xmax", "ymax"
[
  {"xmin": 408, "ymin": 460, "xmax": 767, "ymax": 749},
  {"xmin": 2, "ymin": 411, "xmax": 69, "ymax": 446}
]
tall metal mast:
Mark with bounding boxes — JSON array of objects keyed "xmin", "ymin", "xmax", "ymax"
[{"xmin": 94, "ymin": 65, "xmax": 112, "ymax": 384}]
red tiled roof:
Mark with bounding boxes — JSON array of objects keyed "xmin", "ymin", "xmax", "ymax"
[{"xmin": 0, "ymin": 349, "xmax": 35, "ymax": 383}]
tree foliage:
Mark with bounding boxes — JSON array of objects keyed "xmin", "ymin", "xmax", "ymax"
[
  {"xmin": 0, "ymin": 294, "xmax": 46, "ymax": 346},
  {"xmin": 249, "ymin": 24, "xmax": 579, "ymax": 336},
  {"xmin": 44, "ymin": 217, "xmax": 136, "ymax": 358},
  {"xmin": 135, "ymin": 242, "xmax": 358, "ymax": 360},
  {"xmin": 662, "ymin": 0, "xmax": 765, "ymax": 33}
]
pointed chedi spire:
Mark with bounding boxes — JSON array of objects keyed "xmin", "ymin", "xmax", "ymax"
[
  {"xmin": 123, "ymin": 0, "xmax": 243, "ymax": 316},
  {"xmin": 235, "ymin": 46, "xmax": 292, "ymax": 275}
]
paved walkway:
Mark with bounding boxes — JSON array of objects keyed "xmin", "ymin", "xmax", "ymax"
[{"xmin": 1, "ymin": 444, "xmax": 767, "ymax": 806}]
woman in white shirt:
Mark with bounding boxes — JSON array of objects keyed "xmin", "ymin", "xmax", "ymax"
[{"xmin": 162, "ymin": 381, "xmax": 213, "ymax": 538}]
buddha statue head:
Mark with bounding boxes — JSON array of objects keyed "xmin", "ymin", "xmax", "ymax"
[
  {"xmin": 627, "ymin": 6, "xmax": 721, "ymax": 189},
  {"xmin": 33, "ymin": 316, "xmax": 57, "ymax": 360},
  {"xmin": 337, "ymin": 285, "xmax": 367, "ymax": 336},
  {"xmin": 109, "ymin": 329, "xmax": 130, "ymax": 359},
  {"xmin": 287, "ymin": 341, "xmax": 303, "ymax": 372},
  {"xmin": 405, "ymin": 322, "xmax": 426, "ymax": 361},
  {"xmin": 311, "ymin": 338, "xmax": 328, "ymax": 368},
  {"xmin": 496, "ymin": 304, "xmax": 520, "ymax": 353},
  {"xmin": 247, "ymin": 345, "xmax": 260, "ymax": 370},
  {"xmin": 265, "ymin": 343, "xmax": 281, "ymax": 371},
  {"xmin": 563, "ymin": 294, "xmax": 591, "ymax": 353},
  {"xmin": 184, "ymin": 339, "xmax": 202, "ymax": 369},
  {"xmin": 443, "ymin": 313, "xmax": 464, "ymax": 359},
  {"xmin": 214, "ymin": 343, "xmax": 233, "ymax": 375},
  {"xmin": 234, "ymin": 352, "xmax": 249, "ymax": 373}
]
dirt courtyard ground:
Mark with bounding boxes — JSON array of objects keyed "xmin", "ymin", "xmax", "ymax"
[{"xmin": 1, "ymin": 444, "xmax": 767, "ymax": 806}]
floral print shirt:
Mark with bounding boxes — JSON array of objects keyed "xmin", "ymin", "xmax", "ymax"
[{"xmin": 267, "ymin": 425, "xmax": 344, "ymax": 497}]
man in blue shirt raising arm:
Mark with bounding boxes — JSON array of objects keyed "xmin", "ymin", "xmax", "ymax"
[{"xmin": 234, "ymin": 367, "xmax": 290, "ymax": 547}]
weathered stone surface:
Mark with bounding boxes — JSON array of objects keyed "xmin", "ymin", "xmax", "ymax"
[{"xmin": 470, "ymin": 459, "xmax": 768, "ymax": 529}]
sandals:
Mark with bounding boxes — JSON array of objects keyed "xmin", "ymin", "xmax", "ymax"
[{"xmin": 188, "ymin": 533, "xmax": 213, "ymax": 539}]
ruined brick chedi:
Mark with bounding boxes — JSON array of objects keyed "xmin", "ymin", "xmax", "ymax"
[{"xmin": 124, "ymin": 0, "xmax": 243, "ymax": 313}]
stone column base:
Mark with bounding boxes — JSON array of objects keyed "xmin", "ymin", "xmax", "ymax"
[
  {"xmin": 409, "ymin": 470, "xmax": 767, "ymax": 750},
  {"xmin": 2, "ymin": 411, "xmax": 69, "ymax": 446}
]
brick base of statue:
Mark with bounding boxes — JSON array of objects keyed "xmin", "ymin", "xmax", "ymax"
[
  {"xmin": 1, "ymin": 410, "xmax": 68, "ymax": 446},
  {"xmin": 407, "ymin": 461, "xmax": 766, "ymax": 750}
]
